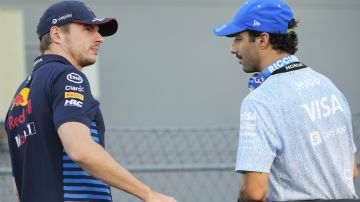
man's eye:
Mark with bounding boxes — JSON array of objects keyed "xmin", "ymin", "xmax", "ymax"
[{"xmin": 84, "ymin": 25, "xmax": 94, "ymax": 30}]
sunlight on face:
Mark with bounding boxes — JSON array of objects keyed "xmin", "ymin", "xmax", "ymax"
[{"xmin": 62, "ymin": 23, "xmax": 103, "ymax": 68}]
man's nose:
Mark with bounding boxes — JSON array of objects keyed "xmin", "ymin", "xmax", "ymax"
[
  {"xmin": 96, "ymin": 32, "xmax": 104, "ymax": 43},
  {"xmin": 230, "ymin": 42, "xmax": 237, "ymax": 54}
]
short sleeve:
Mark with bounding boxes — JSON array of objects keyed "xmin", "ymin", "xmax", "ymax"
[
  {"xmin": 349, "ymin": 118, "xmax": 357, "ymax": 154},
  {"xmin": 51, "ymin": 69, "xmax": 99, "ymax": 129},
  {"xmin": 339, "ymin": 91, "xmax": 357, "ymax": 154},
  {"xmin": 235, "ymin": 97, "xmax": 280, "ymax": 174}
]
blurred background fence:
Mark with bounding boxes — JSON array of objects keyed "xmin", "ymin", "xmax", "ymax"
[
  {"xmin": 1, "ymin": 113, "xmax": 360, "ymax": 201},
  {"xmin": 106, "ymin": 127, "xmax": 240, "ymax": 201}
]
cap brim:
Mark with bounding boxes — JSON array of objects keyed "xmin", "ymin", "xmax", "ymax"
[
  {"xmin": 212, "ymin": 23, "xmax": 246, "ymax": 37},
  {"xmin": 74, "ymin": 18, "xmax": 118, "ymax": 37}
]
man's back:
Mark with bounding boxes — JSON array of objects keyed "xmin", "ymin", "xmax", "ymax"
[
  {"xmin": 6, "ymin": 57, "xmax": 67, "ymax": 201},
  {"xmin": 236, "ymin": 67, "xmax": 357, "ymax": 200},
  {"xmin": 5, "ymin": 55, "xmax": 111, "ymax": 202}
]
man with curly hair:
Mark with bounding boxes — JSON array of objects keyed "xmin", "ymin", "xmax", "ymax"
[{"xmin": 213, "ymin": 0, "xmax": 358, "ymax": 201}]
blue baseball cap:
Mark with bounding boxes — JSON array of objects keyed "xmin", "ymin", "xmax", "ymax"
[
  {"xmin": 213, "ymin": 0, "xmax": 293, "ymax": 37},
  {"xmin": 37, "ymin": 1, "xmax": 118, "ymax": 38}
]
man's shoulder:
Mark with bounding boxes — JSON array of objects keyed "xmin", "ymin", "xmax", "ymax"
[
  {"xmin": 37, "ymin": 61, "xmax": 75, "ymax": 75},
  {"xmin": 242, "ymin": 86, "xmax": 275, "ymax": 104},
  {"xmin": 240, "ymin": 90, "xmax": 276, "ymax": 114},
  {"xmin": 33, "ymin": 54, "xmax": 83, "ymax": 78},
  {"xmin": 35, "ymin": 62, "xmax": 88, "ymax": 85}
]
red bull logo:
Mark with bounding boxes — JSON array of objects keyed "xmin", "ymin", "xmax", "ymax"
[
  {"xmin": 8, "ymin": 109, "xmax": 27, "ymax": 129},
  {"xmin": 11, "ymin": 87, "xmax": 30, "ymax": 110}
]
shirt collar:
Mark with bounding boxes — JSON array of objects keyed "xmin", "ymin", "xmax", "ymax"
[
  {"xmin": 33, "ymin": 54, "xmax": 72, "ymax": 72},
  {"xmin": 262, "ymin": 55, "xmax": 299, "ymax": 78}
]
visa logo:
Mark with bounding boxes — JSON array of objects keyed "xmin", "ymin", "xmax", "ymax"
[{"xmin": 301, "ymin": 94, "xmax": 344, "ymax": 122}]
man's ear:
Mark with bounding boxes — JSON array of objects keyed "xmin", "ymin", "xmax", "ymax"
[
  {"xmin": 257, "ymin": 32, "xmax": 270, "ymax": 50},
  {"xmin": 49, "ymin": 26, "xmax": 62, "ymax": 44}
]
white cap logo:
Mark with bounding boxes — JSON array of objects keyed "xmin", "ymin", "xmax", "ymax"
[
  {"xmin": 253, "ymin": 20, "xmax": 261, "ymax": 27},
  {"xmin": 52, "ymin": 19, "xmax": 58, "ymax": 24},
  {"xmin": 92, "ymin": 18, "xmax": 105, "ymax": 22},
  {"xmin": 215, "ymin": 24, "xmax": 227, "ymax": 32}
]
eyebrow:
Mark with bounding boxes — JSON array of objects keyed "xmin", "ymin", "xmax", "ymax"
[
  {"xmin": 82, "ymin": 24, "xmax": 97, "ymax": 29},
  {"xmin": 84, "ymin": 24, "xmax": 93, "ymax": 27},
  {"xmin": 235, "ymin": 34, "xmax": 242, "ymax": 39}
]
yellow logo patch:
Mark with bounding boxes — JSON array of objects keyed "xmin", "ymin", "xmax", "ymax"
[{"xmin": 65, "ymin": 92, "xmax": 84, "ymax": 101}]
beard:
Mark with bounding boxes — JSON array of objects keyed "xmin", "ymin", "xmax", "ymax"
[
  {"xmin": 67, "ymin": 45, "xmax": 96, "ymax": 68},
  {"xmin": 78, "ymin": 56, "xmax": 96, "ymax": 67},
  {"xmin": 64, "ymin": 35, "xmax": 96, "ymax": 68},
  {"xmin": 238, "ymin": 54, "xmax": 260, "ymax": 73}
]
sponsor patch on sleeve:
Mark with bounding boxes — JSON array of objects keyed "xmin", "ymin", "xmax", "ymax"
[
  {"xmin": 66, "ymin": 73, "xmax": 83, "ymax": 84},
  {"xmin": 64, "ymin": 99, "xmax": 83, "ymax": 108},
  {"xmin": 64, "ymin": 92, "xmax": 84, "ymax": 101},
  {"xmin": 65, "ymin": 85, "xmax": 85, "ymax": 92}
]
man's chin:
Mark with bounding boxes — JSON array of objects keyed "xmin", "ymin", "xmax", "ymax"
[
  {"xmin": 80, "ymin": 59, "xmax": 96, "ymax": 68},
  {"xmin": 242, "ymin": 67, "xmax": 257, "ymax": 74},
  {"xmin": 242, "ymin": 66, "xmax": 251, "ymax": 73}
]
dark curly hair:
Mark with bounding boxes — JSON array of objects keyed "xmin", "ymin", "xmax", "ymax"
[{"xmin": 248, "ymin": 19, "xmax": 299, "ymax": 54}]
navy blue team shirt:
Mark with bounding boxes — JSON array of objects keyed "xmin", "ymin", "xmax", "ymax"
[{"xmin": 5, "ymin": 54, "xmax": 112, "ymax": 202}]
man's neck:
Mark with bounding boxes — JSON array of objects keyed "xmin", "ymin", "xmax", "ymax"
[{"xmin": 43, "ymin": 49, "xmax": 83, "ymax": 71}]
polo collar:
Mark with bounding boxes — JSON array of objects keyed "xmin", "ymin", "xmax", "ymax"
[{"xmin": 33, "ymin": 54, "xmax": 72, "ymax": 72}]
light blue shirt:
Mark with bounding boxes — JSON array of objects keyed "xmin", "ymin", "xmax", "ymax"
[{"xmin": 235, "ymin": 65, "xmax": 357, "ymax": 201}]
